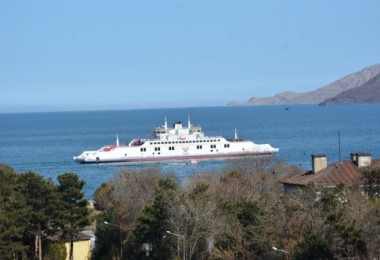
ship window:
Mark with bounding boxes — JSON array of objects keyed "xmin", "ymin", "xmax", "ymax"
[
  {"xmin": 224, "ymin": 144, "xmax": 230, "ymax": 148},
  {"xmin": 154, "ymin": 147, "xmax": 161, "ymax": 151},
  {"xmin": 165, "ymin": 142, "xmax": 168, "ymax": 144},
  {"xmin": 211, "ymin": 144, "xmax": 216, "ymax": 149},
  {"xmin": 169, "ymin": 146, "xmax": 175, "ymax": 151},
  {"xmin": 197, "ymin": 145, "xmax": 202, "ymax": 149},
  {"xmin": 140, "ymin": 148, "xmax": 146, "ymax": 152}
]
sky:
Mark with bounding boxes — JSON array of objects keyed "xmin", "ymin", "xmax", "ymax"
[{"xmin": 1, "ymin": 0, "xmax": 380, "ymax": 113}]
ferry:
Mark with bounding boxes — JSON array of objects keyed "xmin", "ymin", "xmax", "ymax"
[{"xmin": 73, "ymin": 117, "xmax": 279, "ymax": 164}]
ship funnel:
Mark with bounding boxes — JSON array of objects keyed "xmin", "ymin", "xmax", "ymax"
[{"xmin": 116, "ymin": 134, "xmax": 120, "ymax": 147}]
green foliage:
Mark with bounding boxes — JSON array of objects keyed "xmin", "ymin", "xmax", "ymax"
[
  {"xmin": 19, "ymin": 171, "xmax": 60, "ymax": 258},
  {"xmin": 0, "ymin": 164, "xmax": 27, "ymax": 258},
  {"xmin": 44, "ymin": 241, "xmax": 67, "ymax": 260},
  {"xmin": 57, "ymin": 172, "xmax": 90, "ymax": 260},
  {"xmin": 93, "ymin": 182, "xmax": 115, "ymax": 211},
  {"xmin": 93, "ymin": 212, "xmax": 122, "ymax": 260},
  {"xmin": 293, "ymin": 229, "xmax": 334, "ymax": 260},
  {"xmin": 128, "ymin": 176, "xmax": 178, "ymax": 259},
  {"xmin": 57, "ymin": 173, "xmax": 90, "ymax": 232},
  {"xmin": 320, "ymin": 185, "xmax": 367, "ymax": 258},
  {"xmin": 0, "ymin": 164, "xmax": 91, "ymax": 259},
  {"xmin": 362, "ymin": 167, "xmax": 380, "ymax": 199},
  {"xmin": 326, "ymin": 213, "xmax": 367, "ymax": 258},
  {"xmin": 215, "ymin": 199, "xmax": 269, "ymax": 258}
]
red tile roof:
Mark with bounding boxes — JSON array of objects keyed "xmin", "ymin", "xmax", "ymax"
[{"xmin": 281, "ymin": 158, "xmax": 380, "ymax": 187}]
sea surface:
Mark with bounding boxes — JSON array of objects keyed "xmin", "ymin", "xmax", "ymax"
[{"xmin": 1, "ymin": 105, "xmax": 379, "ymax": 198}]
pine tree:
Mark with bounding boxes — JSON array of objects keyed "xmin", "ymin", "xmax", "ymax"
[
  {"xmin": 0, "ymin": 164, "xmax": 27, "ymax": 258},
  {"xmin": 57, "ymin": 173, "xmax": 90, "ymax": 260},
  {"xmin": 19, "ymin": 171, "xmax": 59, "ymax": 260}
]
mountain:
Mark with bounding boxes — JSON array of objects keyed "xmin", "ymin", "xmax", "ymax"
[
  {"xmin": 320, "ymin": 73, "xmax": 380, "ymax": 105},
  {"xmin": 232, "ymin": 64, "xmax": 380, "ymax": 106}
]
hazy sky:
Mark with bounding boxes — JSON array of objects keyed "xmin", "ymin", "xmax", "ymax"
[{"xmin": 1, "ymin": 0, "xmax": 380, "ymax": 112}]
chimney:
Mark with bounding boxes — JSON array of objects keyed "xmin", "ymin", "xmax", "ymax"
[
  {"xmin": 351, "ymin": 152, "xmax": 372, "ymax": 168},
  {"xmin": 312, "ymin": 154, "xmax": 327, "ymax": 173}
]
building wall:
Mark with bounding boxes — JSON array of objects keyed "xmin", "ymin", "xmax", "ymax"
[{"xmin": 65, "ymin": 240, "xmax": 91, "ymax": 260}]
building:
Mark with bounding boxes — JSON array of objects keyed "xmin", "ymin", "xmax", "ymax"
[
  {"xmin": 281, "ymin": 152, "xmax": 380, "ymax": 194},
  {"xmin": 64, "ymin": 231, "xmax": 95, "ymax": 260}
]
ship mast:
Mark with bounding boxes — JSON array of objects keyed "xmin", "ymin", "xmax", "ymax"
[
  {"xmin": 116, "ymin": 134, "xmax": 120, "ymax": 147},
  {"xmin": 234, "ymin": 128, "xmax": 238, "ymax": 140},
  {"xmin": 188, "ymin": 114, "xmax": 191, "ymax": 129}
]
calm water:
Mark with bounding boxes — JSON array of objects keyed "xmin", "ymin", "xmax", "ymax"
[{"xmin": 1, "ymin": 105, "xmax": 379, "ymax": 197}]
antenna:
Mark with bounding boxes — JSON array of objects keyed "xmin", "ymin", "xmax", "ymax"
[
  {"xmin": 187, "ymin": 113, "xmax": 191, "ymax": 129},
  {"xmin": 116, "ymin": 134, "xmax": 120, "ymax": 147},
  {"xmin": 235, "ymin": 128, "xmax": 238, "ymax": 140},
  {"xmin": 164, "ymin": 116, "xmax": 168, "ymax": 130},
  {"xmin": 338, "ymin": 130, "xmax": 341, "ymax": 162}
]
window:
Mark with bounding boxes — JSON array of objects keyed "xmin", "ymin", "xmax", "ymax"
[
  {"xmin": 169, "ymin": 146, "xmax": 175, "ymax": 151},
  {"xmin": 211, "ymin": 144, "xmax": 216, "ymax": 149},
  {"xmin": 154, "ymin": 147, "xmax": 161, "ymax": 151},
  {"xmin": 197, "ymin": 145, "xmax": 203, "ymax": 149},
  {"xmin": 224, "ymin": 144, "xmax": 230, "ymax": 148},
  {"xmin": 140, "ymin": 148, "xmax": 146, "ymax": 152}
]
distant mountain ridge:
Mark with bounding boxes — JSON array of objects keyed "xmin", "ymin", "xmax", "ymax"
[
  {"xmin": 320, "ymin": 72, "xmax": 380, "ymax": 105},
  {"xmin": 229, "ymin": 64, "xmax": 380, "ymax": 106}
]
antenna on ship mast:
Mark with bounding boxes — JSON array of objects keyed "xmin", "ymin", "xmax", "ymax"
[
  {"xmin": 234, "ymin": 128, "xmax": 238, "ymax": 140},
  {"xmin": 188, "ymin": 113, "xmax": 191, "ymax": 129},
  {"xmin": 164, "ymin": 116, "xmax": 168, "ymax": 130},
  {"xmin": 338, "ymin": 130, "xmax": 341, "ymax": 162},
  {"xmin": 116, "ymin": 134, "xmax": 120, "ymax": 147}
]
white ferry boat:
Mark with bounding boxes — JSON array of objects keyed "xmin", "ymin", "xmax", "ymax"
[{"xmin": 73, "ymin": 117, "xmax": 279, "ymax": 164}]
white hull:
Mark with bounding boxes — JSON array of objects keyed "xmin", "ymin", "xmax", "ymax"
[{"xmin": 73, "ymin": 117, "xmax": 279, "ymax": 164}]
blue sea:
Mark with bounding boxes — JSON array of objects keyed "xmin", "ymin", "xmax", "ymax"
[{"xmin": 1, "ymin": 105, "xmax": 379, "ymax": 198}]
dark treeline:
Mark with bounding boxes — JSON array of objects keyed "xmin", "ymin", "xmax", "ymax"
[
  {"xmin": 0, "ymin": 164, "xmax": 90, "ymax": 260},
  {"xmin": 1, "ymin": 157, "xmax": 379, "ymax": 260},
  {"xmin": 93, "ymin": 157, "xmax": 380, "ymax": 260}
]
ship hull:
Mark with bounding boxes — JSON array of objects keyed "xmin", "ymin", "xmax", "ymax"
[{"xmin": 74, "ymin": 151, "xmax": 276, "ymax": 164}]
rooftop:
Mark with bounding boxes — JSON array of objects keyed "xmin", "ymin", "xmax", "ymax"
[{"xmin": 281, "ymin": 156, "xmax": 380, "ymax": 188}]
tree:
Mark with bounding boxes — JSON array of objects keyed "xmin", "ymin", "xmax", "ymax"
[
  {"xmin": 19, "ymin": 171, "xmax": 59, "ymax": 260},
  {"xmin": 0, "ymin": 164, "xmax": 27, "ymax": 258},
  {"xmin": 128, "ymin": 175, "xmax": 178, "ymax": 259},
  {"xmin": 93, "ymin": 168, "xmax": 162, "ymax": 259},
  {"xmin": 43, "ymin": 241, "xmax": 67, "ymax": 260},
  {"xmin": 214, "ymin": 198, "xmax": 270, "ymax": 259},
  {"xmin": 293, "ymin": 229, "xmax": 333, "ymax": 260},
  {"xmin": 362, "ymin": 167, "xmax": 380, "ymax": 199},
  {"xmin": 57, "ymin": 173, "xmax": 90, "ymax": 260},
  {"xmin": 171, "ymin": 180, "xmax": 216, "ymax": 259}
]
